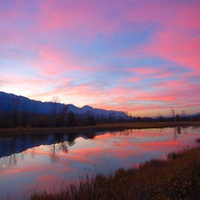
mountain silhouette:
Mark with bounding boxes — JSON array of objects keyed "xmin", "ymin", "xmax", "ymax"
[{"xmin": 0, "ymin": 91, "xmax": 127, "ymax": 118}]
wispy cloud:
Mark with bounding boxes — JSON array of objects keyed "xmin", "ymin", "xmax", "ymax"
[{"xmin": 0, "ymin": 0, "xmax": 200, "ymax": 116}]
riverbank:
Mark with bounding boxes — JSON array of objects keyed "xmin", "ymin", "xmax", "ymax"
[
  {"xmin": 31, "ymin": 143, "xmax": 200, "ymax": 200},
  {"xmin": 0, "ymin": 121, "xmax": 200, "ymax": 137}
]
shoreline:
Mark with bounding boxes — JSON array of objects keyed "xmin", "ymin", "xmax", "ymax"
[
  {"xmin": 0, "ymin": 121, "xmax": 200, "ymax": 137},
  {"xmin": 31, "ymin": 144, "xmax": 200, "ymax": 200}
]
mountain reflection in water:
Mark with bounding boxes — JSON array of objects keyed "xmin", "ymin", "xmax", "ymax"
[
  {"xmin": 0, "ymin": 131, "xmax": 97, "ymax": 163},
  {"xmin": 0, "ymin": 127, "xmax": 199, "ymax": 200}
]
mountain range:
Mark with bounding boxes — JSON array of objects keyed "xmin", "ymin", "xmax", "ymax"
[{"xmin": 0, "ymin": 91, "xmax": 127, "ymax": 118}]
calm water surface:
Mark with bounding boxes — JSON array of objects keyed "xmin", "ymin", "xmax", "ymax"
[{"xmin": 0, "ymin": 127, "xmax": 200, "ymax": 200}]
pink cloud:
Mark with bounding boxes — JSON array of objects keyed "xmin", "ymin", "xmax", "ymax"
[
  {"xmin": 116, "ymin": 1, "xmax": 200, "ymax": 71},
  {"xmin": 127, "ymin": 67, "xmax": 176, "ymax": 80},
  {"xmin": 36, "ymin": 0, "xmax": 122, "ymax": 41},
  {"xmin": 1, "ymin": 0, "xmax": 200, "ymax": 117},
  {"xmin": 146, "ymin": 30, "xmax": 200, "ymax": 71}
]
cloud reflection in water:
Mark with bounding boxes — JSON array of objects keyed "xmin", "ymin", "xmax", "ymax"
[{"xmin": 0, "ymin": 127, "xmax": 199, "ymax": 199}]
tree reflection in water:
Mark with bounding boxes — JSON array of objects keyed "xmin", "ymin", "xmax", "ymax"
[
  {"xmin": 0, "ymin": 131, "xmax": 92, "ymax": 165},
  {"xmin": 0, "ymin": 127, "xmax": 188, "ymax": 166},
  {"xmin": 1, "ymin": 153, "xmax": 18, "ymax": 166},
  {"xmin": 174, "ymin": 127, "xmax": 182, "ymax": 141},
  {"xmin": 0, "ymin": 127, "xmax": 200, "ymax": 200},
  {"xmin": 49, "ymin": 141, "xmax": 73, "ymax": 163}
]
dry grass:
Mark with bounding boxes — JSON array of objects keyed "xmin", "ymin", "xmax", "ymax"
[
  {"xmin": 0, "ymin": 121, "xmax": 200, "ymax": 137},
  {"xmin": 31, "ymin": 144, "xmax": 200, "ymax": 200}
]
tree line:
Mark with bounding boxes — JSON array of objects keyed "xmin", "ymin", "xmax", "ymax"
[
  {"xmin": 0, "ymin": 102, "xmax": 129, "ymax": 128},
  {"xmin": 0, "ymin": 95, "xmax": 199, "ymax": 128}
]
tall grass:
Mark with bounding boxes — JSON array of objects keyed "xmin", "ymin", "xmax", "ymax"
[{"xmin": 31, "ymin": 144, "xmax": 200, "ymax": 200}]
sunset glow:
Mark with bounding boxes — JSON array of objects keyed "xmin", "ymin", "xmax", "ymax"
[{"xmin": 1, "ymin": 0, "xmax": 200, "ymax": 116}]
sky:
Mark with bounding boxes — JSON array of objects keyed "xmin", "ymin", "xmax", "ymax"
[{"xmin": 0, "ymin": 0, "xmax": 200, "ymax": 117}]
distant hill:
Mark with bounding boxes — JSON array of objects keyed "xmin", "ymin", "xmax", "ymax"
[{"xmin": 0, "ymin": 91, "xmax": 127, "ymax": 119}]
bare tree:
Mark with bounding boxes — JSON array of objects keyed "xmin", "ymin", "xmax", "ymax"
[
  {"xmin": 171, "ymin": 107, "xmax": 176, "ymax": 122},
  {"xmin": 52, "ymin": 96, "xmax": 59, "ymax": 120}
]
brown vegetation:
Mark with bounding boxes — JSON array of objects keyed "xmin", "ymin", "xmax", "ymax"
[
  {"xmin": 0, "ymin": 121, "xmax": 200, "ymax": 137},
  {"xmin": 31, "ymin": 144, "xmax": 200, "ymax": 200}
]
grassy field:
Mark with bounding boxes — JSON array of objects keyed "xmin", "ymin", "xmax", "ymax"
[
  {"xmin": 31, "ymin": 143, "xmax": 200, "ymax": 200},
  {"xmin": 0, "ymin": 121, "xmax": 200, "ymax": 137}
]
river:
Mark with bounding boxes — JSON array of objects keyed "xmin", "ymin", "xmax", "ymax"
[{"xmin": 0, "ymin": 126, "xmax": 199, "ymax": 200}]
